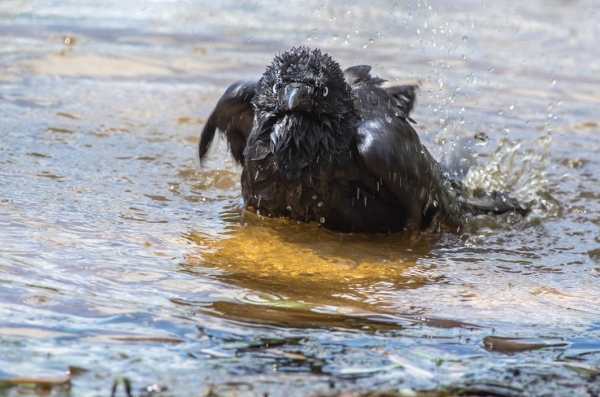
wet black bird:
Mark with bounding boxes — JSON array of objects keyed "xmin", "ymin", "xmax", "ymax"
[{"xmin": 199, "ymin": 47, "xmax": 524, "ymax": 234}]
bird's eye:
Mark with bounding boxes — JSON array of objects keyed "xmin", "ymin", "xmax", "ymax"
[
  {"xmin": 273, "ymin": 83, "xmax": 279, "ymax": 94},
  {"xmin": 323, "ymin": 86, "xmax": 329, "ymax": 97}
]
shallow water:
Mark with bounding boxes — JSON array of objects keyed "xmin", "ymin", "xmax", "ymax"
[{"xmin": 1, "ymin": 1, "xmax": 599, "ymax": 396}]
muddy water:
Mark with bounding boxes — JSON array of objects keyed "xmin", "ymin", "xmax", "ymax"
[{"xmin": 1, "ymin": 1, "xmax": 599, "ymax": 396}]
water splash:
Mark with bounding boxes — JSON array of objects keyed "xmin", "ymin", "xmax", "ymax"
[{"xmin": 463, "ymin": 133, "xmax": 554, "ymax": 215}]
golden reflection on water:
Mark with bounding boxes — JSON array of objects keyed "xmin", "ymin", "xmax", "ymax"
[
  {"xmin": 189, "ymin": 218, "xmax": 430, "ymax": 289},
  {"xmin": 182, "ymin": 213, "xmax": 464, "ymax": 330}
]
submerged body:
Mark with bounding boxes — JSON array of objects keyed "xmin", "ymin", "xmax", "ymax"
[{"xmin": 199, "ymin": 47, "xmax": 524, "ymax": 234}]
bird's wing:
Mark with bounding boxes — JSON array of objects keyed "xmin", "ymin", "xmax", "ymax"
[
  {"xmin": 344, "ymin": 65, "xmax": 416, "ymax": 119},
  {"xmin": 345, "ymin": 65, "xmax": 464, "ymax": 231},
  {"xmin": 199, "ymin": 81, "xmax": 258, "ymax": 164},
  {"xmin": 346, "ymin": 65, "xmax": 527, "ymax": 231}
]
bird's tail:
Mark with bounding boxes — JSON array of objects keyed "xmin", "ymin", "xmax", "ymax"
[{"xmin": 451, "ymin": 180, "xmax": 529, "ymax": 217}]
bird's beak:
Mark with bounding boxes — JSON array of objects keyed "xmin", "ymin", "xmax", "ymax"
[{"xmin": 286, "ymin": 85, "xmax": 312, "ymax": 112}]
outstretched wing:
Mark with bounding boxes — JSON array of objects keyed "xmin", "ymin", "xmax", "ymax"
[
  {"xmin": 199, "ymin": 81, "xmax": 258, "ymax": 164},
  {"xmin": 346, "ymin": 65, "xmax": 527, "ymax": 231},
  {"xmin": 344, "ymin": 65, "xmax": 416, "ymax": 120},
  {"xmin": 345, "ymin": 65, "xmax": 464, "ymax": 231}
]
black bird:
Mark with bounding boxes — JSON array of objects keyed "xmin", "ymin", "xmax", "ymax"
[{"xmin": 199, "ymin": 47, "xmax": 524, "ymax": 234}]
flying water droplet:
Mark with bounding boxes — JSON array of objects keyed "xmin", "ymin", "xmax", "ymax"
[
  {"xmin": 319, "ymin": 217, "xmax": 325, "ymax": 223},
  {"xmin": 287, "ymin": 205, "xmax": 292, "ymax": 211},
  {"xmin": 317, "ymin": 202, "xmax": 323, "ymax": 207},
  {"xmin": 474, "ymin": 132, "xmax": 489, "ymax": 145},
  {"xmin": 312, "ymin": 195, "xmax": 317, "ymax": 200}
]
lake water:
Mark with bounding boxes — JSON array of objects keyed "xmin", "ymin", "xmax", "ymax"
[{"xmin": 1, "ymin": 1, "xmax": 599, "ymax": 396}]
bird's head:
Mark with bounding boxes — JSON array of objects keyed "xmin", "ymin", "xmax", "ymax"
[
  {"xmin": 255, "ymin": 47, "xmax": 354, "ymax": 117},
  {"xmin": 253, "ymin": 47, "xmax": 357, "ymax": 182}
]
